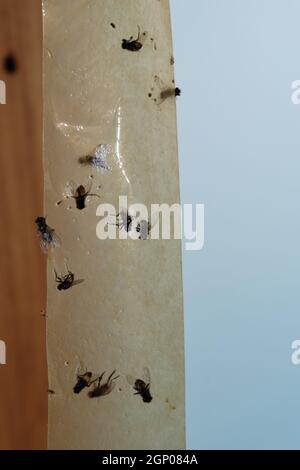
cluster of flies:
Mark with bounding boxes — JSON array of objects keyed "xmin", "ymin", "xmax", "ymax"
[
  {"xmin": 35, "ymin": 217, "xmax": 75, "ymax": 290},
  {"xmin": 121, "ymin": 25, "xmax": 181, "ymax": 101},
  {"xmin": 112, "ymin": 209, "xmax": 153, "ymax": 240},
  {"xmin": 34, "ymin": 22, "xmax": 180, "ymax": 257},
  {"xmin": 34, "ymin": 147, "xmax": 108, "ymax": 291},
  {"xmin": 35, "ymin": 213, "xmax": 153, "ymax": 403},
  {"xmin": 36, "ymin": 22, "xmax": 181, "ymax": 406},
  {"xmin": 72, "ymin": 367, "xmax": 152, "ymax": 403}
]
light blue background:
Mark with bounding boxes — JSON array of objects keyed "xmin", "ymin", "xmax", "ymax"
[{"xmin": 170, "ymin": 0, "xmax": 300, "ymax": 450}]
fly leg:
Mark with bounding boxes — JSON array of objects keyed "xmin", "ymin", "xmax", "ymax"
[
  {"xmin": 54, "ymin": 269, "xmax": 62, "ymax": 283},
  {"xmin": 91, "ymin": 371, "xmax": 105, "ymax": 387},
  {"xmin": 135, "ymin": 25, "xmax": 141, "ymax": 42},
  {"xmin": 106, "ymin": 370, "xmax": 120, "ymax": 386}
]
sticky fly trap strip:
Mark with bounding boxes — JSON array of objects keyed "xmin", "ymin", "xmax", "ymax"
[{"xmin": 43, "ymin": 0, "xmax": 184, "ymax": 450}]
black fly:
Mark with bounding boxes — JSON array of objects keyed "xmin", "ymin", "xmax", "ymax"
[
  {"xmin": 122, "ymin": 26, "xmax": 146, "ymax": 51},
  {"xmin": 149, "ymin": 76, "xmax": 181, "ymax": 104},
  {"xmin": 79, "ymin": 144, "xmax": 112, "ymax": 171},
  {"xmin": 160, "ymin": 86, "xmax": 181, "ymax": 101},
  {"xmin": 88, "ymin": 370, "xmax": 119, "ymax": 398},
  {"xmin": 54, "ymin": 268, "xmax": 75, "ymax": 291},
  {"xmin": 73, "ymin": 372, "xmax": 98, "ymax": 394},
  {"xmin": 64, "ymin": 180, "xmax": 100, "ymax": 210},
  {"xmin": 112, "ymin": 209, "xmax": 134, "ymax": 232},
  {"xmin": 35, "ymin": 216, "xmax": 60, "ymax": 253},
  {"xmin": 136, "ymin": 219, "xmax": 151, "ymax": 240},
  {"xmin": 127, "ymin": 367, "xmax": 152, "ymax": 403}
]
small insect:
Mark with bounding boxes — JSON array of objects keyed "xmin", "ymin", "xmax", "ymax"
[
  {"xmin": 159, "ymin": 86, "xmax": 181, "ymax": 101},
  {"xmin": 170, "ymin": 55, "xmax": 175, "ymax": 65},
  {"xmin": 127, "ymin": 367, "xmax": 152, "ymax": 403},
  {"xmin": 64, "ymin": 180, "xmax": 100, "ymax": 210},
  {"xmin": 73, "ymin": 371, "xmax": 98, "ymax": 394},
  {"xmin": 136, "ymin": 219, "xmax": 152, "ymax": 240},
  {"xmin": 122, "ymin": 26, "xmax": 146, "ymax": 52},
  {"xmin": 35, "ymin": 216, "xmax": 60, "ymax": 253},
  {"xmin": 48, "ymin": 389, "xmax": 55, "ymax": 395},
  {"xmin": 110, "ymin": 22, "xmax": 116, "ymax": 29},
  {"xmin": 54, "ymin": 267, "xmax": 75, "ymax": 291},
  {"xmin": 148, "ymin": 76, "xmax": 181, "ymax": 105},
  {"xmin": 112, "ymin": 209, "xmax": 134, "ymax": 232},
  {"xmin": 88, "ymin": 370, "xmax": 119, "ymax": 398},
  {"xmin": 79, "ymin": 144, "xmax": 112, "ymax": 171}
]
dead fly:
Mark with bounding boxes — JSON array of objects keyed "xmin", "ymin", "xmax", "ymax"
[
  {"xmin": 88, "ymin": 370, "xmax": 119, "ymax": 398},
  {"xmin": 136, "ymin": 219, "xmax": 152, "ymax": 240},
  {"xmin": 79, "ymin": 144, "xmax": 112, "ymax": 172},
  {"xmin": 159, "ymin": 86, "xmax": 181, "ymax": 102},
  {"xmin": 112, "ymin": 209, "xmax": 134, "ymax": 232},
  {"xmin": 64, "ymin": 180, "xmax": 100, "ymax": 210},
  {"xmin": 122, "ymin": 26, "xmax": 147, "ymax": 51},
  {"xmin": 127, "ymin": 367, "xmax": 152, "ymax": 403},
  {"xmin": 149, "ymin": 75, "xmax": 181, "ymax": 104},
  {"xmin": 54, "ymin": 267, "xmax": 75, "ymax": 291},
  {"xmin": 35, "ymin": 216, "xmax": 60, "ymax": 253},
  {"xmin": 73, "ymin": 371, "xmax": 98, "ymax": 394}
]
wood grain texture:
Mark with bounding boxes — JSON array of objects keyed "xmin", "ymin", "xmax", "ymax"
[{"xmin": 0, "ymin": 0, "xmax": 47, "ymax": 449}]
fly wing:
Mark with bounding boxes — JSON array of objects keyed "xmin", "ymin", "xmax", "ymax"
[
  {"xmin": 126, "ymin": 375, "xmax": 136, "ymax": 386},
  {"xmin": 143, "ymin": 367, "xmax": 151, "ymax": 384},
  {"xmin": 75, "ymin": 360, "xmax": 86, "ymax": 378},
  {"xmin": 118, "ymin": 209, "xmax": 132, "ymax": 230},
  {"xmin": 154, "ymin": 74, "xmax": 165, "ymax": 89},
  {"xmin": 84, "ymin": 179, "xmax": 93, "ymax": 194},
  {"xmin": 64, "ymin": 180, "xmax": 77, "ymax": 198},
  {"xmin": 118, "ymin": 209, "xmax": 127, "ymax": 226},
  {"xmin": 50, "ymin": 230, "xmax": 61, "ymax": 248},
  {"xmin": 72, "ymin": 279, "xmax": 84, "ymax": 287},
  {"xmin": 38, "ymin": 228, "xmax": 60, "ymax": 253},
  {"xmin": 108, "ymin": 381, "xmax": 116, "ymax": 394},
  {"xmin": 138, "ymin": 220, "xmax": 150, "ymax": 240},
  {"xmin": 39, "ymin": 234, "xmax": 49, "ymax": 254},
  {"xmin": 93, "ymin": 144, "xmax": 112, "ymax": 171},
  {"xmin": 101, "ymin": 381, "xmax": 116, "ymax": 396},
  {"xmin": 139, "ymin": 29, "xmax": 148, "ymax": 45}
]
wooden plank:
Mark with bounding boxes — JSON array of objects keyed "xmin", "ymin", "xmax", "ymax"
[{"xmin": 0, "ymin": 0, "xmax": 47, "ymax": 450}]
